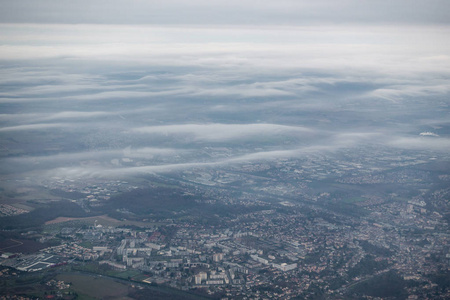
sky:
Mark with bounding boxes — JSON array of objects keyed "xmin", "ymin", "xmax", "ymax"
[
  {"xmin": 0, "ymin": 0, "xmax": 449, "ymax": 181},
  {"xmin": 1, "ymin": 0, "xmax": 450, "ymax": 25}
]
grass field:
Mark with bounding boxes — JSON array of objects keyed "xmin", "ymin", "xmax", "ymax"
[
  {"xmin": 56, "ymin": 273, "xmax": 131, "ymax": 299},
  {"xmin": 0, "ymin": 238, "xmax": 48, "ymax": 254},
  {"xmin": 44, "ymin": 214, "xmax": 161, "ymax": 228}
]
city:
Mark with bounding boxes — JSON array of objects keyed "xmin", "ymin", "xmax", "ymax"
[{"xmin": 1, "ymin": 144, "xmax": 449, "ymax": 299}]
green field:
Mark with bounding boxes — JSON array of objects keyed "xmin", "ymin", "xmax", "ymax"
[
  {"xmin": 72, "ymin": 263, "xmax": 142, "ymax": 279},
  {"xmin": 129, "ymin": 273, "xmax": 150, "ymax": 282},
  {"xmin": 113, "ymin": 269, "xmax": 142, "ymax": 280}
]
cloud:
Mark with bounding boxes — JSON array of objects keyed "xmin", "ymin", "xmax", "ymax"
[
  {"xmin": 1, "ymin": 147, "xmax": 193, "ymax": 177},
  {"xmin": 39, "ymin": 133, "xmax": 378, "ymax": 179},
  {"xmin": 39, "ymin": 148, "xmax": 309, "ymax": 179},
  {"xmin": 0, "ymin": 25, "xmax": 449, "ymax": 112},
  {"xmin": 122, "ymin": 147, "xmax": 188, "ymax": 158},
  {"xmin": 7, "ymin": 147, "xmax": 187, "ymax": 164},
  {"xmin": 367, "ymin": 81, "xmax": 450, "ymax": 101},
  {"xmin": 39, "ymin": 111, "xmax": 113, "ymax": 121},
  {"xmin": 0, "ymin": 113, "xmax": 40, "ymax": 122},
  {"xmin": 46, "ymin": 162, "xmax": 210, "ymax": 179},
  {"xmin": 389, "ymin": 137, "xmax": 450, "ymax": 151},
  {"xmin": 0, "ymin": 112, "xmax": 114, "ymax": 128},
  {"xmin": 132, "ymin": 123, "xmax": 313, "ymax": 142},
  {"xmin": 10, "ymin": 127, "xmax": 447, "ymax": 180},
  {"xmin": 0, "ymin": 123, "xmax": 68, "ymax": 132},
  {"xmin": 420, "ymin": 132, "xmax": 439, "ymax": 137}
]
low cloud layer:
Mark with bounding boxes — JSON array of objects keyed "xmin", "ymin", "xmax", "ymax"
[
  {"xmin": 0, "ymin": 18, "xmax": 449, "ymax": 183},
  {"xmin": 389, "ymin": 137, "xmax": 450, "ymax": 151}
]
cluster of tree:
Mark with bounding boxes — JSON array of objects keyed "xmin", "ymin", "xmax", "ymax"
[
  {"xmin": 428, "ymin": 270, "xmax": 450, "ymax": 294},
  {"xmin": 320, "ymin": 201, "xmax": 369, "ymax": 218},
  {"xmin": 347, "ymin": 255, "xmax": 389, "ymax": 278},
  {"xmin": 348, "ymin": 270, "xmax": 407, "ymax": 299},
  {"xmin": 358, "ymin": 240, "xmax": 393, "ymax": 257}
]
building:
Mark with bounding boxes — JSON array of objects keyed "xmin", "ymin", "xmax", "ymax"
[
  {"xmin": 273, "ymin": 263, "xmax": 297, "ymax": 272},
  {"xmin": 213, "ymin": 253, "xmax": 224, "ymax": 262}
]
